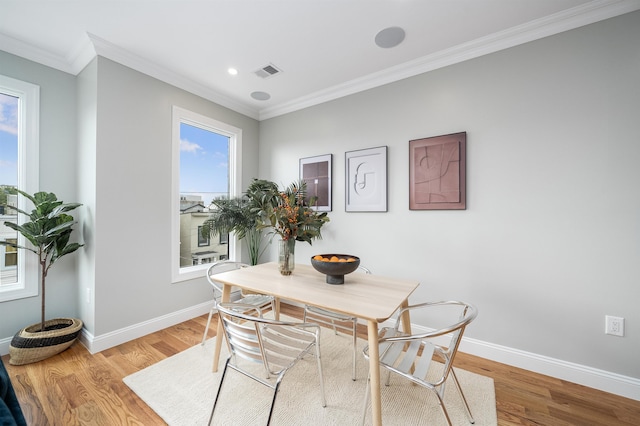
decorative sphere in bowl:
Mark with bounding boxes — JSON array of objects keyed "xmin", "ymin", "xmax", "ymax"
[{"xmin": 310, "ymin": 254, "xmax": 361, "ymax": 284}]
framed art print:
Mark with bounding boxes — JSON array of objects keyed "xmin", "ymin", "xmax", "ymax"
[
  {"xmin": 409, "ymin": 132, "xmax": 466, "ymax": 210},
  {"xmin": 345, "ymin": 146, "xmax": 387, "ymax": 212},
  {"xmin": 299, "ymin": 154, "xmax": 332, "ymax": 211}
]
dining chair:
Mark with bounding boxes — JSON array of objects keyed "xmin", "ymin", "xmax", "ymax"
[
  {"xmin": 201, "ymin": 261, "xmax": 276, "ymax": 345},
  {"xmin": 209, "ymin": 302, "xmax": 326, "ymax": 425},
  {"xmin": 302, "ymin": 265, "xmax": 371, "ymax": 381},
  {"xmin": 360, "ymin": 300, "xmax": 478, "ymax": 426}
]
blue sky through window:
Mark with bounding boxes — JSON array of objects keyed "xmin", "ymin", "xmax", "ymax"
[
  {"xmin": 179, "ymin": 122, "xmax": 229, "ymax": 206},
  {"xmin": 0, "ymin": 93, "xmax": 18, "ymax": 187}
]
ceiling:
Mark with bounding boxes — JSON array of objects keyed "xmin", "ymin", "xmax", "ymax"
[{"xmin": 2, "ymin": 0, "xmax": 639, "ymax": 120}]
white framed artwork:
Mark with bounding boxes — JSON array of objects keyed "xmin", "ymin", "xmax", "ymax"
[{"xmin": 345, "ymin": 146, "xmax": 387, "ymax": 212}]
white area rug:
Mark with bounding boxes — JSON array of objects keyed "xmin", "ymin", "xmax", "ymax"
[{"xmin": 124, "ymin": 323, "xmax": 497, "ymax": 425}]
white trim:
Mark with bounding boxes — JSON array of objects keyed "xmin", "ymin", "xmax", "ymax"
[
  {"xmin": 170, "ymin": 106, "xmax": 242, "ymax": 283},
  {"xmin": 258, "ymin": 0, "xmax": 640, "ymax": 120},
  {"xmin": 87, "ymin": 34, "xmax": 258, "ymax": 120},
  {"xmin": 405, "ymin": 322, "xmax": 640, "ymax": 402},
  {"xmin": 78, "ymin": 301, "xmax": 212, "ymax": 354},
  {"xmin": 2, "ymin": 1, "xmax": 638, "ymax": 121},
  {"xmin": 0, "ymin": 74, "xmax": 39, "ymax": 302}
]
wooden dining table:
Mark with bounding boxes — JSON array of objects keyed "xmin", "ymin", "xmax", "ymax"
[{"xmin": 209, "ymin": 262, "xmax": 420, "ymax": 426}]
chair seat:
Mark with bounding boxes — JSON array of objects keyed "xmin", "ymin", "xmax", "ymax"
[
  {"xmin": 305, "ymin": 305, "xmax": 355, "ymax": 321},
  {"xmin": 201, "ymin": 261, "xmax": 276, "ymax": 346},
  {"xmin": 238, "ymin": 294, "xmax": 275, "ymax": 308},
  {"xmin": 361, "ymin": 301, "xmax": 478, "ymax": 426},
  {"xmin": 210, "ymin": 303, "xmax": 326, "ymax": 425}
]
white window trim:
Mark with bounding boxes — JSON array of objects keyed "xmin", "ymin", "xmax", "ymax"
[
  {"xmin": 0, "ymin": 75, "xmax": 40, "ymax": 302},
  {"xmin": 171, "ymin": 106, "xmax": 242, "ymax": 283}
]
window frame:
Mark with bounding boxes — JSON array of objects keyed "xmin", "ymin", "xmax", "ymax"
[
  {"xmin": 0, "ymin": 74, "xmax": 40, "ymax": 302},
  {"xmin": 171, "ymin": 106, "xmax": 242, "ymax": 283}
]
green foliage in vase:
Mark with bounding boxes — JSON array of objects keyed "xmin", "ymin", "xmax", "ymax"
[
  {"xmin": 203, "ymin": 179, "xmax": 330, "ymax": 264},
  {"xmin": 255, "ymin": 180, "xmax": 330, "ymax": 245}
]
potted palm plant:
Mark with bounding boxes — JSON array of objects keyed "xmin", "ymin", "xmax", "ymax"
[
  {"xmin": 201, "ymin": 179, "xmax": 280, "ymax": 265},
  {"xmin": 0, "ymin": 189, "xmax": 84, "ymax": 365}
]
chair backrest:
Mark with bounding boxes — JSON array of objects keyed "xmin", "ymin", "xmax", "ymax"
[
  {"xmin": 382, "ymin": 301, "xmax": 477, "ymax": 387},
  {"xmin": 217, "ymin": 302, "xmax": 318, "ymax": 377},
  {"xmin": 206, "ymin": 261, "xmax": 250, "ymax": 295}
]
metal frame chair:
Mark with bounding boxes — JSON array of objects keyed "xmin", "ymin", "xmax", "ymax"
[
  {"xmin": 201, "ymin": 261, "xmax": 276, "ymax": 345},
  {"xmin": 209, "ymin": 303, "xmax": 326, "ymax": 425},
  {"xmin": 302, "ymin": 265, "xmax": 370, "ymax": 381},
  {"xmin": 361, "ymin": 301, "xmax": 478, "ymax": 426}
]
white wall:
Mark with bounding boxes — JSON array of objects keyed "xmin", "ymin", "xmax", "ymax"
[{"xmin": 258, "ymin": 11, "xmax": 640, "ymax": 385}]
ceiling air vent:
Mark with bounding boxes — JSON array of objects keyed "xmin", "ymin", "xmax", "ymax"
[{"xmin": 254, "ymin": 63, "xmax": 282, "ymax": 79}]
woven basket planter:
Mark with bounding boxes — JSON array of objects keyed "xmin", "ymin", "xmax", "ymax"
[{"xmin": 9, "ymin": 318, "xmax": 83, "ymax": 366}]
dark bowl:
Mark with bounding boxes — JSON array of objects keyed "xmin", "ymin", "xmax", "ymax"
[{"xmin": 310, "ymin": 254, "xmax": 361, "ymax": 284}]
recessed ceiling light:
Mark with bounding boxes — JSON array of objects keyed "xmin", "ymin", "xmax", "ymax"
[
  {"xmin": 228, "ymin": 68, "xmax": 238, "ymax": 76},
  {"xmin": 251, "ymin": 91, "xmax": 271, "ymax": 101},
  {"xmin": 375, "ymin": 26, "xmax": 405, "ymax": 48}
]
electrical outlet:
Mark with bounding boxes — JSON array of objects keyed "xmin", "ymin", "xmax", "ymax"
[
  {"xmin": 86, "ymin": 288, "xmax": 91, "ymax": 304},
  {"xmin": 605, "ymin": 315, "xmax": 624, "ymax": 337}
]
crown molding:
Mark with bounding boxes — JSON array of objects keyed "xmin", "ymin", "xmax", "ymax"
[
  {"xmin": 0, "ymin": 32, "xmax": 77, "ymax": 74},
  {"xmin": 86, "ymin": 33, "xmax": 259, "ymax": 120},
  {"xmin": 0, "ymin": 31, "xmax": 259, "ymax": 120},
  {"xmin": 258, "ymin": 0, "xmax": 640, "ymax": 120},
  {"xmin": 2, "ymin": 0, "xmax": 638, "ymax": 122}
]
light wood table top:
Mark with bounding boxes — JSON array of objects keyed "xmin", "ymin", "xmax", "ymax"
[{"xmin": 212, "ymin": 262, "xmax": 418, "ymax": 322}]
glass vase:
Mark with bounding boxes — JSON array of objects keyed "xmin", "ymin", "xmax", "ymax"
[{"xmin": 278, "ymin": 238, "xmax": 296, "ymax": 275}]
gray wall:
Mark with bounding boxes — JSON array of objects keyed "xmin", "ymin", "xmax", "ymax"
[
  {"xmin": 84, "ymin": 57, "xmax": 260, "ymax": 336},
  {"xmin": 0, "ymin": 52, "xmax": 260, "ymax": 342},
  {"xmin": 0, "ymin": 51, "xmax": 80, "ymax": 339},
  {"xmin": 258, "ymin": 11, "xmax": 640, "ymax": 378}
]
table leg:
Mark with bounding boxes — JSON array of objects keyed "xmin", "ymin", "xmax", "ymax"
[
  {"xmin": 274, "ymin": 297, "xmax": 281, "ymax": 320},
  {"xmin": 212, "ymin": 284, "xmax": 232, "ymax": 373},
  {"xmin": 399, "ymin": 298, "xmax": 411, "ymax": 333},
  {"xmin": 367, "ymin": 320, "xmax": 382, "ymax": 426}
]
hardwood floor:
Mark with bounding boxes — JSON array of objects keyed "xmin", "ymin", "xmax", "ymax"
[{"xmin": 3, "ymin": 304, "xmax": 639, "ymax": 425}]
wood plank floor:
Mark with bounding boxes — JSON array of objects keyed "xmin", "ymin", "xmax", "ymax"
[{"xmin": 3, "ymin": 304, "xmax": 639, "ymax": 425}]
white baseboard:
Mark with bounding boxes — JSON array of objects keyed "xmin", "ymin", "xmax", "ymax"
[
  {"xmin": 3, "ymin": 303, "xmax": 639, "ymax": 402},
  {"xmin": 407, "ymin": 323, "xmax": 640, "ymax": 402},
  {"xmin": 459, "ymin": 336, "xmax": 640, "ymax": 401},
  {"xmin": 78, "ymin": 301, "xmax": 212, "ymax": 354}
]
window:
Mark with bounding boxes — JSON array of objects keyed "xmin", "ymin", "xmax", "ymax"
[
  {"xmin": 197, "ymin": 226, "xmax": 210, "ymax": 247},
  {"xmin": 171, "ymin": 106, "xmax": 242, "ymax": 282},
  {"xmin": 0, "ymin": 75, "xmax": 39, "ymax": 302}
]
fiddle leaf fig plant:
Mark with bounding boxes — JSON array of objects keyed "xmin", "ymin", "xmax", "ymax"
[{"xmin": 1, "ymin": 189, "xmax": 84, "ymax": 332}]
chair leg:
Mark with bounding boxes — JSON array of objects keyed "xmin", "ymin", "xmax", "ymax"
[
  {"xmin": 360, "ymin": 374, "xmax": 371, "ymax": 426},
  {"xmin": 202, "ymin": 307, "xmax": 215, "ymax": 346},
  {"xmin": 266, "ymin": 380, "xmax": 282, "ymax": 426},
  {"xmin": 351, "ymin": 319, "xmax": 357, "ymax": 381},
  {"xmin": 434, "ymin": 390, "xmax": 454, "ymax": 426},
  {"xmin": 208, "ymin": 358, "xmax": 230, "ymax": 425},
  {"xmin": 449, "ymin": 368, "xmax": 475, "ymax": 424},
  {"xmin": 315, "ymin": 343, "xmax": 327, "ymax": 407}
]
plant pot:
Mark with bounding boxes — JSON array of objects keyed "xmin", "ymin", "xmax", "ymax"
[{"xmin": 9, "ymin": 318, "xmax": 83, "ymax": 365}]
